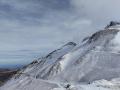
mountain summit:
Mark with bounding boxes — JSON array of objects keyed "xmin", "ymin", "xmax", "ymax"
[
  {"xmin": 105, "ymin": 21, "xmax": 120, "ymax": 28},
  {"xmin": 1, "ymin": 22, "xmax": 120, "ymax": 90}
]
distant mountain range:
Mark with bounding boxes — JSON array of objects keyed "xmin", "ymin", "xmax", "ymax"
[
  {"xmin": 0, "ymin": 68, "xmax": 16, "ymax": 85},
  {"xmin": 0, "ymin": 68, "xmax": 10, "ymax": 73},
  {"xmin": 0, "ymin": 64, "xmax": 26, "ymax": 70}
]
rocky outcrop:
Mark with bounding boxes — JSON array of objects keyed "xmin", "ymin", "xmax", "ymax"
[{"xmin": 105, "ymin": 21, "xmax": 120, "ymax": 28}]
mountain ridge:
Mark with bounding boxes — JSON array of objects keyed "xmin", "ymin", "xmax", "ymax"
[{"xmin": 1, "ymin": 21, "xmax": 120, "ymax": 90}]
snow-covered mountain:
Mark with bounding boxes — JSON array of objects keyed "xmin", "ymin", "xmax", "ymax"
[{"xmin": 1, "ymin": 21, "xmax": 120, "ymax": 90}]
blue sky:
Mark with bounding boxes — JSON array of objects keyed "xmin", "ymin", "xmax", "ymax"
[{"xmin": 0, "ymin": 0, "xmax": 120, "ymax": 66}]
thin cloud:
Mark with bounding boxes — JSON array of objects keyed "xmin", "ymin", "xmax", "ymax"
[{"xmin": 0, "ymin": 0, "xmax": 120, "ymax": 65}]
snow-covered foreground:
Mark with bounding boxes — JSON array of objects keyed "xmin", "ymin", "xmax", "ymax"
[
  {"xmin": 53, "ymin": 78, "xmax": 120, "ymax": 90},
  {"xmin": 1, "ymin": 76, "xmax": 120, "ymax": 90}
]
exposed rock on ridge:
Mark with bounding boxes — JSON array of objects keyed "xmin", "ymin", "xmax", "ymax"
[{"xmin": 105, "ymin": 21, "xmax": 120, "ymax": 28}]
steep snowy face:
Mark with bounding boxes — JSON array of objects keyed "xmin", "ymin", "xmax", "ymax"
[
  {"xmin": 2, "ymin": 22, "xmax": 120, "ymax": 90},
  {"xmin": 16, "ymin": 26, "xmax": 120, "ymax": 83},
  {"xmin": 36, "ymin": 28, "xmax": 120, "ymax": 82}
]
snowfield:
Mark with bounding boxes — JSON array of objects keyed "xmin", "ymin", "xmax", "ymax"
[
  {"xmin": 1, "ymin": 77, "xmax": 120, "ymax": 90},
  {"xmin": 1, "ymin": 21, "xmax": 120, "ymax": 90}
]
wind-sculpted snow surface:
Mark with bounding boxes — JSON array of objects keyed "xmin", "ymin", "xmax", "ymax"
[
  {"xmin": 52, "ymin": 79, "xmax": 120, "ymax": 90},
  {"xmin": 1, "ymin": 22, "xmax": 120, "ymax": 90}
]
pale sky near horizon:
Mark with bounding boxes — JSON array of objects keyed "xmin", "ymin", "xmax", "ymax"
[{"xmin": 0, "ymin": 0, "xmax": 120, "ymax": 66}]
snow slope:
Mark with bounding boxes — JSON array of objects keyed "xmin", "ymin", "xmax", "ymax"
[{"xmin": 1, "ymin": 21, "xmax": 120, "ymax": 90}]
